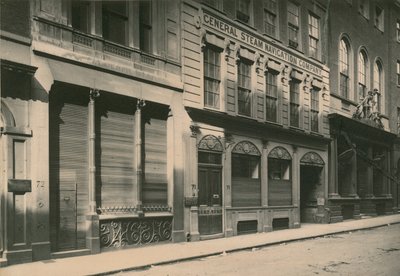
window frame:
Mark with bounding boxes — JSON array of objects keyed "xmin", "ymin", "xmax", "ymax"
[
  {"xmin": 71, "ymin": 1, "xmax": 91, "ymax": 33},
  {"xmin": 102, "ymin": 1, "xmax": 129, "ymax": 46},
  {"xmin": 263, "ymin": 0, "xmax": 278, "ymax": 38},
  {"xmin": 237, "ymin": 58, "xmax": 253, "ymax": 117},
  {"xmin": 203, "ymin": 46, "xmax": 222, "ymax": 110},
  {"xmin": 374, "ymin": 5, "xmax": 384, "ymax": 32},
  {"xmin": 397, "ymin": 20, "xmax": 400, "ymax": 43},
  {"xmin": 310, "ymin": 88, "xmax": 320, "ymax": 132},
  {"xmin": 359, "ymin": 0, "xmax": 370, "ymax": 20},
  {"xmin": 265, "ymin": 70, "xmax": 278, "ymax": 122},
  {"xmin": 373, "ymin": 60, "xmax": 383, "ymax": 113},
  {"xmin": 139, "ymin": 0, "xmax": 153, "ymax": 53},
  {"xmin": 308, "ymin": 13, "xmax": 320, "ymax": 60},
  {"xmin": 339, "ymin": 38, "xmax": 351, "ymax": 99},
  {"xmin": 358, "ymin": 50, "xmax": 368, "ymax": 101},
  {"xmin": 289, "ymin": 78, "xmax": 301, "ymax": 128},
  {"xmin": 287, "ymin": 1, "xmax": 300, "ymax": 49},
  {"xmin": 236, "ymin": 0, "xmax": 252, "ymax": 25}
]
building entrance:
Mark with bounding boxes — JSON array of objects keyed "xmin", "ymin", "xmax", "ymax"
[
  {"xmin": 198, "ymin": 151, "xmax": 222, "ymax": 236},
  {"xmin": 300, "ymin": 165, "xmax": 323, "ymax": 223}
]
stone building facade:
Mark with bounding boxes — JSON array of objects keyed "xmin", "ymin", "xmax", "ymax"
[{"xmin": 0, "ymin": 0, "xmax": 399, "ymax": 267}]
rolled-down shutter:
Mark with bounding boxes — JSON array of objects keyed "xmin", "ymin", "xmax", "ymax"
[
  {"xmin": 96, "ymin": 94, "xmax": 136, "ymax": 208},
  {"xmin": 50, "ymin": 88, "xmax": 88, "ymax": 251}
]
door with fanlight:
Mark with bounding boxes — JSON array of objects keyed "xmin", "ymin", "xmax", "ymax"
[{"xmin": 198, "ymin": 151, "xmax": 222, "ymax": 236}]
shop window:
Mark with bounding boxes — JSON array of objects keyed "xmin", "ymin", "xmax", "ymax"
[
  {"xmin": 268, "ymin": 146, "xmax": 292, "ymax": 206},
  {"xmin": 231, "ymin": 141, "xmax": 261, "ymax": 207},
  {"xmin": 373, "ymin": 61, "xmax": 383, "ymax": 112},
  {"xmin": 289, "ymin": 79, "xmax": 300, "ymax": 127},
  {"xmin": 339, "ymin": 38, "xmax": 350, "ymax": 99},
  {"xmin": 236, "ymin": 0, "xmax": 251, "ymax": 24},
  {"xmin": 102, "ymin": 1, "xmax": 128, "ymax": 45},
  {"xmin": 72, "ymin": 1, "xmax": 90, "ymax": 33},
  {"xmin": 358, "ymin": 50, "xmax": 368, "ymax": 101},
  {"xmin": 204, "ymin": 46, "xmax": 221, "ymax": 109},
  {"xmin": 287, "ymin": 1, "xmax": 300, "ymax": 49},
  {"xmin": 359, "ymin": 0, "xmax": 369, "ymax": 19},
  {"xmin": 238, "ymin": 59, "xmax": 252, "ymax": 116},
  {"xmin": 375, "ymin": 6, "xmax": 384, "ymax": 32},
  {"xmin": 308, "ymin": 13, "xmax": 320, "ymax": 59},
  {"xmin": 139, "ymin": 0, "xmax": 152, "ymax": 53},
  {"xmin": 310, "ymin": 88, "xmax": 319, "ymax": 132},
  {"xmin": 263, "ymin": 0, "xmax": 277, "ymax": 38},
  {"xmin": 265, "ymin": 71, "xmax": 278, "ymax": 122}
]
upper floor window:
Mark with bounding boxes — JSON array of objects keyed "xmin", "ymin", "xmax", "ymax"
[
  {"xmin": 310, "ymin": 88, "xmax": 319, "ymax": 132},
  {"xmin": 237, "ymin": 0, "xmax": 251, "ymax": 24},
  {"xmin": 308, "ymin": 13, "xmax": 320, "ymax": 59},
  {"xmin": 72, "ymin": 1, "xmax": 90, "ymax": 33},
  {"xmin": 358, "ymin": 51, "xmax": 368, "ymax": 100},
  {"xmin": 139, "ymin": 0, "xmax": 152, "ymax": 53},
  {"xmin": 204, "ymin": 47, "xmax": 221, "ymax": 109},
  {"xmin": 397, "ymin": 60, "xmax": 400, "ymax": 86},
  {"xmin": 263, "ymin": 0, "xmax": 277, "ymax": 38},
  {"xmin": 265, "ymin": 71, "xmax": 278, "ymax": 122},
  {"xmin": 397, "ymin": 20, "xmax": 400, "ymax": 42},
  {"xmin": 102, "ymin": 1, "xmax": 128, "ymax": 45},
  {"xmin": 339, "ymin": 39, "xmax": 350, "ymax": 98},
  {"xmin": 238, "ymin": 59, "xmax": 252, "ymax": 116},
  {"xmin": 203, "ymin": 0, "xmax": 223, "ymax": 10},
  {"xmin": 373, "ymin": 61, "xmax": 383, "ymax": 112},
  {"xmin": 287, "ymin": 1, "xmax": 300, "ymax": 49},
  {"xmin": 289, "ymin": 79, "xmax": 300, "ymax": 127},
  {"xmin": 375, "ymin": 6, "xmax": 384, "ymax": 32},
  {"xmin": 359, "ymin": 0, "xmax": 369, "ymax": 19}
]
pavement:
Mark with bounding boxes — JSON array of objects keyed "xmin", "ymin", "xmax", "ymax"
[{"xmin": 1, "ymin": 214, "xmax": 400, "ymax": 276}]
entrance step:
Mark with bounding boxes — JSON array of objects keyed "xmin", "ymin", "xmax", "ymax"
[
  {"xmin": 0, "ymin": 258, "xmax": 7, "ymax": 267},
  {"xmin": 51, "ymin": 249, "xmax": 91, "ymax": 259}
]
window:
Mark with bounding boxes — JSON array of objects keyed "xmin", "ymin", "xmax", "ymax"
[
  {"xmin": 339, "ymin": 39, "xmax": 350, "ymax": 98},
  {"xmin": 373, "ymin": 61, "xmax": 383, "ymax": 112},
  {"xmin": 204, "ymin": 47, "xmax": 221, "ymax": 109},
  {"xmin": 139, "ymin": 0, "xmax": 152, "ymax": 53},
  {"xmin": 287, "ymin": 1, "xmax": 300, "ymax": 48},
  {"xmin": 102, "ymin": 1, "xmax": 128, "ymax": 45},
  {"xmin": 264, "ymin": 0, "xmax": 277, "ymax": 37},
  {"xmin": 238, "ymin": 60, "xmax": 252, "ymax": 116},
  {"xmin": 268, "ymin": 147, "xmax": 292, "ymax": 206},
  {"xmin": 310, "ymin": 88, "xmax": 319, "ymax": 132},
  {"xmin": 237, "ymin": 0, "xmax": 251, "ymax": 24},
  {"xmin": 397, "ymin": 107, "xmax": 400, "ymax": 135},
  {"xmin": 359, "ymin": 0, "xmax": 369, "ymax": 19},
  {"xmin": 203, "ymin": 0, "xmax": 223, "ymax": 10},
  {"xmin": 72, "ymin": 1, "xmax": 90, "ymax": 33},
  {"xmin": 308, "ymin": 14, "xmax": 320, "ymax": 59},
  {"xmin": 397, "ymin": 60, "xmax": 400, "ymax": 86},
  {"xmin": 265, "ymin": 71, "xmax": 278, "ymax": 122},
  {"xmin": 358, "ymin": 51, "xmax": 368, "ymax": 100},
  {"xmin": 397, "ymin": 20, "xmax": 400, "ymax": 42},
  {"xmin": 375, "ymin": 6, "xmax": 384, "ymax": 31},
  {"xmin": 268, "ymin": 158, "xmax": 290, "ymax": 180},
  {"xmin": 231, "ymin": 141, "xmax": 261, "ymax": 207},
  {"xmin": 289, "ymin": 79, "xmax": 300, "ymax": 127}
]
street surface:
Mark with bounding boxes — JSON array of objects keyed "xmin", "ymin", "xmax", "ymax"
[{"xmin": 120, "ymin": 223, "xmax": 400, "ymax": 276}]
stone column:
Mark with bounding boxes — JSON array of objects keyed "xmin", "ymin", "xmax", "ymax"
[
  {"xmin": 86, "ymin": 88, "xmax": 100, "ymax": 254},
  {"xmin": 328, "ymin": 136, "xmax": 340, "ymax": 198},
  {"xmin": 349, "ymin": 152, "xmax": 358, "ymax": 197},
  {"xmin": 188, "ymin": 125, "xmax": 199, "ymax": 241},
  {"xmin": 292, "ymin": 145, "xmax": 300, "ymax": 228},
  {"xmin": 261, "ymin": 140, "xmax": 268, "ymax": 207},
  {"xmin": 135, "ymin": 99, "xmax": 145, "ymax": 215},
  {"xmin": 365, "ymin": 146, "xmax": 374, "ymax": 198}
]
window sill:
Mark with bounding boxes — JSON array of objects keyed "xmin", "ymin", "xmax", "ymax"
[
  {"xmin": 263, "ymin": 33, "xmax": 281, "ymax": 44},
  {"xmin": 265, "ymin": 120, "xmax": 283, "ymax": 128},
  {"xmin": 310, "ymin": 131, "xmax": 323, "ymax": 137},
  {"xmin": 289, "ymin": 126, "xmax": 305, "ymax": 132},
  {"xmin": 233, "ymin": 19, "xmax": 257, "ymax": 31}
]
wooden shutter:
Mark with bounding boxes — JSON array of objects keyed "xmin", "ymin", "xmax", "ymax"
[
  {"xmin": 49, "ymin": 89, "xmax": 88, "ymax": 250},
  {"xmin": 97, "ymin": 94, "xmax": 136, "ymax": 208}
]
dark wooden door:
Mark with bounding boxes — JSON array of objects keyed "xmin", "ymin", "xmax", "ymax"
[
  {"xmin": 198, "ymin": 166, "xmax": 222, "ymax": 235},
  {"xmin": 58, "ymin": 179, "xmax": 77, "ymax": 250}
]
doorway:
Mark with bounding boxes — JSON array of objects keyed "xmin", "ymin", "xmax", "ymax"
[
  {"xmin": 300, "ymin": 165, "xmax": 322, "ymax": 223},
  {"xmin": 198, "ymin": 151, "xmax": 223, "ymax": 236}
]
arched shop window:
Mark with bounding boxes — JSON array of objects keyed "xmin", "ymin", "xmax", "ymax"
[
  {"xmin": 232, "ymin": 141, "xmax": 261, "ymax": 207},
  {"xmin": 268, "ymin": 146, "xmax": 292, "ymax": 206}
]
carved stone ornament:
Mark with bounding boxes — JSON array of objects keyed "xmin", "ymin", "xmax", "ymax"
[
  {"xmin": 194, "ymin": 15, "xmax": 202, "ymax": 29},
  {"xmin": 352, "ymin": 89, "xmax": 384, "ymax": 129},
  {"xmin": 190, "ymin": 124, "xmax": 200, "ymax": 137},
  {"xmin": 268, "ymin": 146, "xmax": 292, "ymax": 160},
  {"xmin": 137, "ymin": 99, "xmax": 146, "ymax": 110},
  {"xmin": 89, "ymin": 88, "xmax": 100, "ymax": 101},
  {"xmin": 198, "ymin": 135, "xmax": 223, "ymax": 152},
  {"xmin": 300, "ymin": 152, "xmax": 325, "ymax": 166},
  {"xmin": 200, "ymin": 29, "xmax": 207, "ymax": 51},
  {"xmin": 234, "ymin": 46, "xmax": 241, "ymax": 64},
  {"xmin": 281, "ymin": 66, "xmax": 290, "ymax": 83},
  {"xmin": 100, "ymin": 217, "xmax": 172, "ymax": 248},
  {"xmin": 255, "ymin": 52, "xmax": 263, "ymax": 74},
  {"xmin": 232, "ymin": 141, "xmax": 261, "ymax": 156},
  {"xmin": 224, "ymin": 39, "xmax": 231, "ymax": 61}
]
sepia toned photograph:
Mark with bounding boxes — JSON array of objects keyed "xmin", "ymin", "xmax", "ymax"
[{"xmin": 0, "ymin": 0, "xmax": 399, "ymax": 275}]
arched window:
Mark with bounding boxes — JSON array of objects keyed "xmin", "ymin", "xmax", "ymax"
[
  {"xmin": 231, "ymin": 141, "xmax": 261, "ymax": 207},
  {"xmin": 373, "ymin": 60, "xmax": 383, "ymax": 112},
  {"xmin": 339, "ymin": 38, "xmax": 350, "ymax": 98},
  {"xmin": 268, "ymin": 146, "xmax": 292, "ymax": 206},
  {"xmin": 358, "ymin": 50, "xmax": 368, "ymax": 100}
]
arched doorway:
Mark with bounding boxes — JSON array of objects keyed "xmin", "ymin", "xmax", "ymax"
[
  {"xmin": 197, "ymin": 135, "xmax": 223, "ymax": 237},
  {"xmin": 300, "ymin": 152, "xmax": 324, "ymax": 223}
]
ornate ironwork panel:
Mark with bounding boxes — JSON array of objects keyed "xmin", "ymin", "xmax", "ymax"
[
  {"xmin": 100, "ymin": 217, "xmax": 172, "ymax": 248},
  {"xmin": 268, "ymin": 146, "xmax": 292, "ymax": 160},
  {"xmin": 300, "ymin": 152, "xmax": 325, "ymax": 166},
  {"xmin": 232, "ymin": 141, "xmax": 261, "ymax": 156},
  {"xmin": 198, "ymin": 135, "xmax": 223, "ymax": 152}
]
